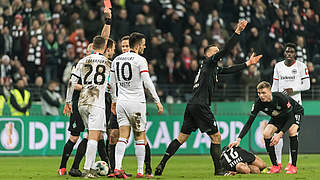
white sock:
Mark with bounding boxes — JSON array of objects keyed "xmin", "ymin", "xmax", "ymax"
[
  {"xmin": 84, "ymin": 139, "xmax": 98, "ymax": 170},
  {"xmin": 135, "ymin": 140, "xmax": 145, "ymax": 174},
  {"xmin": 115, "ymin": 138, "xmax": 127, "ymax": 170},
  {"xmin": 274, "ymin": 136, "xmax": 283, "ymax": 164},
  {"xmin": 288, "ymin": 148, "xmax": 292, "ymax": 164}
]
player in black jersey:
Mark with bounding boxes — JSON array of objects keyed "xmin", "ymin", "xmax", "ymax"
[
  {"xmin": 154, "ymin": 20, "xmax": 262, "ymax": 176},
  {"xmin": 229, "ymin": 81, "xmax": 303, "ymax": 174},
  {"xmin": 220, "ymin": 146, "xmax": 266, "ymax": 174}
]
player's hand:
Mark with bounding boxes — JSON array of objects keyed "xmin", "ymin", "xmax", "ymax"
[
  {"xmin": 283, "ymin": 88, "xmax": 293, "ymax": 96},
  {"xmin": 270, "ymin": 132, "xmax": 283, "ymax": 146},
  {"xmin": 111, "ymin": 102, "xmax": 116, "ymax": 115},
  {"xmin": 104, "ymin": 7, "xmax": 112, "ymax": 19},
  {"xmin": 228, "ymin": 138, "xmax": 241, "ymax": 148},
  {"xmin": 235, "ymin": 20, "xmax": 248, "ymax": 34},
  {"xmin": 156, "ymin": 102, "xmax": 163, "ymax": 115},
  {"xmin": 64, "ymin": 103, "xmax": 72, "ymax": 117},
  {"xmin": 245, "ymin": 52, "xmax": 262, "ymax": 66}
]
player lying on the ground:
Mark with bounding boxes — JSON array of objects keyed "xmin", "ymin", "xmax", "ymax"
[
  {"xmin": 220, "ymin": 146, "xmax": 266, "ymax": 174},
  {"xmin": 229, "ymin": 81, "xmax": 303, "ymax": 174}
]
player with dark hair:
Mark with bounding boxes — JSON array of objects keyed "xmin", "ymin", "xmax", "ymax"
[
  {"xmin": 271, "ymin": 42, "xmax": 310, "ymax": 172},
  {"xmin": 154, "ymin": 20, "xmax": 262, "ymax": 176},
  {"xmin": 229, "ymin": 81, "xmax": 304, "ymax": 174},
  {"xmin": 58, "ymin": 8, "xmax": 112, "ymax": 176},
  {"xmin": 220, "ymin": 146, "xmax": 266, "ymax": 174}
]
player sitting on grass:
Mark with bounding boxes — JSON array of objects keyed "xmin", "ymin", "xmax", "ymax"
[{"xmin": 220, "ymin": 146, "xmax": 266, "ymax": 174}]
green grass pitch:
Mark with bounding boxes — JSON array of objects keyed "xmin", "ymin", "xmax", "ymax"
[{"xmin": 1, "ymin": 154, "xmax": 320, "ymax": 180}]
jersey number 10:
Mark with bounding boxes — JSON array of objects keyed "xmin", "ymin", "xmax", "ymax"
[{"xmin": 116, "ymin": 62, "xmax": 133, "ymax": 81}]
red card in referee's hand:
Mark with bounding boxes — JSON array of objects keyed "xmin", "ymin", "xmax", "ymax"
[{"xmin": 104, "ymin": 0, "xmax": 112, "ymax": 8}]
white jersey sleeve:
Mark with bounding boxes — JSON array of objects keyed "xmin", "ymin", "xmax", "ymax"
[
  {"xmin": 139, "ymin": 59, "xmax": 160, "ymax": 103},
  {"xmin": 271, "ymin": 63, "xmax": 279, "ymax": 92},
  {"xmin": 293, "ymin": 62, "xmax": 310, "ymax": 92},
  {"xmin": 65, "ymin": 62, "xmax": 81, "ymax": 104}
]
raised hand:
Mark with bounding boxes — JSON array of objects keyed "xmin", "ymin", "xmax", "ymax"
[
  {"xmin": 64, "ymin": 103, "xmax": 73, "ymax": 118},
  {"xmin": 156, "ymin": 102, "xmax": 163, "ymax": 115},
  {"xmin": 245, "ymin": 52, "xmax": 263, "ymax": 66},
  {"xmin": 235, "ymin": 20, "xmax": 248, "ymax": 34},
  {"xmin": 104, "ymin": 7, "xmax": 112, "ymax": 19}
]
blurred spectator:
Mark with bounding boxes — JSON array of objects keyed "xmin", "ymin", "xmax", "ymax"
[
  {"xmin": 83, "ymin": 9, "xmax": 103, "ymax": 41},
  {"xmin": 0, "ymin": 26, "xmax": 12, "ymax": 56},
  {"xmin": 207, "ymin": 20, "xmax": 229, "ymax": 45},
  {"xmin": 133, "ymin": 14, "xmax": 152, "ymax": 41},
  {"xmin": 296, "ymin": 36, "xmax": 307, "ymax": 64},
  {"xmin": 8, "ymin": 78, "xmax": 31, "ymax": 116},
  {"xmin": 68, "ymin": 27, "xmax": 88, "ymax": 58},
  {"xmin": 33, "ymin": 76, "xmax": 43, "ymax": 101},
  {"xmin": 240, "ymin": 64, "xmax": 260, "ymax": 87},
  {"xmin": 236, "ymin": 0, "xmax": 255, "ymax": 24},
  {"xmin": 0, "ymin": 85, "xmax": 5, "ymax": 116},
  {"xmin": 24, "ymin": 36, "xmax": 45, "ymax": 83},
  {"xmin": 112, "ymin": 9, "xmax": 130, "ymax": 41},
  {"xmin": 206, "ymin": 9, "xmax": 224, "ymax": 32},
  {"xmin": 186, "ymin": 59, "xmax": 198, "ymax": 84},
  {"xmin": 180, "ymin": 46, "xmax": 193, "ymax": 70},
  {"xmin": 11, "ymin": 14, "xmax": 26, "ymax": 60},
  {"xmin": 261, "ymin": 59, "xmax": 277, "ymax": 84},
  {"xmin": 62, "ymin": 44, "xmax": 77, "ymax": 85},
  {"xmin": 190, "ymin": 22, "xmax": 205, "ymax": 49},
  {"xmin": 41, "ymin": 81, "xmax": 62, "ymax": 116},
  {"xmin": 30, "ymin": 19, "xmax": 43, "ymax": 46},
  {"xmin": 307, "ymin": 62, "xmax": 320, "ymax": 85},
  {"xmin": 43, "ymin": 32, "xmax": 60, "ymax": 82},
  {"xmin": 251, "ymin": 5, "xmax": 270, "ymax": 35},
  {"xmin": 247, "ymin": 27, "xmax": 264, "ymax": 55},
  {"xmin": 0, "ymin": 55, "xmax": 12, "ymax": 84}
]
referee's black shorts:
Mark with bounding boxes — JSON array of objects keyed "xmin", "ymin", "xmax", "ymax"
[
  {"xmin": 273, "ymin": 112, "xmax": 302, "ymax": 133},
  {"xmin": 105, "ymin": 92, "xmax": 119, "ymax": 129},
  {"xmin": 68, "ymin": 107, "xmax": 85, "ymax": 136},
  {"xmin": 181, "ymin": 103, "xmax": 218, "ymax": 135}
]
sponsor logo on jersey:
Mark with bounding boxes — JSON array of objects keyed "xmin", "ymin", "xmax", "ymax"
[
  {"xmin": 292, "ymin": 69, "xmax": 297, "ymax": 74},
  {"xmin": 264, "ymin": 108, "xmax": 268, "ymax": 112},
  {"xmin": 271, "ymin": 110, "xmax": 280, "ymax": 116},
  {"xmin": 280, "ymin": 76, "xmax": 296, "ymax": 80},
  {"xmin": 276, "ymin": 105, "xmax": 282, "ymax": 110}
]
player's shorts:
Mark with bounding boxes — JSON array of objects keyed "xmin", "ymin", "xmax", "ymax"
[
  {"xmin": 105, "ymin": 92, "xmax": 119, "ymax": 129},
  {"xmin": 78, "ymin": 105, "xmax": 107, "ymax": 131},
  {"xmin": 105, "ymin": 92, "xmax": 112, "ymax": 125},
  {"xmin": 116, "ymin": 101, "xmax": 146, "ymax": 132},
  {"xmin": 270, "ymin": 112, "xmax": 302, "ymax": 133},
  {"xmin": 221, "ymin": 147, "xmax": 256, "ymax": 172},
  {"xmin": 68, "ymin": 107, "xmax": 85, "ymax": 136},
  {"xmin": 180, "ymin": 103, "xmax": 218, "ymax": 135}
]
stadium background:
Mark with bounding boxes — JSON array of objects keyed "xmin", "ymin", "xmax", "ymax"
[{"xmin": 0, "ymin": 0, "xmax": 320, "ymax": 157}]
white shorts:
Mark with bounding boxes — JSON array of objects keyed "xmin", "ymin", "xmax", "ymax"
[
  {"xmin": 116, "ymin": 101, "xmax": 146, "ymax": 132},
  {"xmin": 78, "ymin": 105, "xmax": 106, "ymax": 131}
]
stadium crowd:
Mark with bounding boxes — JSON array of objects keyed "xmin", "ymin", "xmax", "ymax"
[{"xmin": 1, "ymin": 0, "xmax": 320, "ymax": 105}]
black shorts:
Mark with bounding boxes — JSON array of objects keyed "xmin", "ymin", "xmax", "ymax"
[
  {"xmin": 221, "ymin": 147, "xmax": 256, "ymax": 172},
  {"xmin": 105, "ymin": 92, "xmax": 112, "ymax": 126},
  {"xmin": 68, "ymin": 107, "xmax": 85, "ymax": 136},
  {"xmin": 108, "ymin": 113, "xmax": 119, "ymax": 129},
  {"xmin": 180, "ymin": 104, "xmax": 218, "ymax": 135},
  {"xmin": 270, "ymin": 113, "xmax": 301, "ymax": 132}
]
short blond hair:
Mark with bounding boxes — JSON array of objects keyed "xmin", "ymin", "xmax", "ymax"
[{"xmin": 257, "ymin": 81, "xmax": 271, "ymax": 90}]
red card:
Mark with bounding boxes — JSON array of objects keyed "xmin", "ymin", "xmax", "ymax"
[{"xmin": 104, "ymin": 0, "xmax": 112, "ymax": 8}]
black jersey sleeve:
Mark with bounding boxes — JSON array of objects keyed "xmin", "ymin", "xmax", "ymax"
[
  {"xmin": 213, "ymin": 33, "xmax": 240, "ymax": 61},
  {"xmin": 238, "ymin": 100, "xmax": 261, "ymax": 139},
  {"xmin": 277, "ymin": 93, "xmax": 293, "ymax": 115},
  {"xmin": 218, "ymin": 63, "xmax": 247, "ymax": 74}
]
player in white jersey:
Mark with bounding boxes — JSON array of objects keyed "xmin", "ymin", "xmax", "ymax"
[
  {"xmin": 109, "ymin": 32, "xmax": 163, "ymax": 178},
  {"xmin": 64, "ymin": 35, "xmax": 109, "ymax": 178},
  {"xmin": 271, "ymin": 43, "xmax": 310, "ymax": 173}
]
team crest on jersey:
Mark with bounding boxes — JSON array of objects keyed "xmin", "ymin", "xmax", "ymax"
[
  {"xmin": 276, "ymin": 105, "xmax": 281, "ymax": 110},
  {"xmin": 292, "ymin": 69, "xmax": 297, "ymax": 74},
  {"xmin": 264, "ymin": 108, "xmax": 269, "ymax": 112},
  {"xmin": 272, "ymin": 110, "xmax": 280, "ymax": 116}
]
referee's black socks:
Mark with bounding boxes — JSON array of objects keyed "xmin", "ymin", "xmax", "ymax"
[
  {"xmin": 71, "ymin": 138, "xmax": 88, "ymax": 169},
  {"xmin": 145, "ymin": 143, "xmax": 151, "ymax": 170},
  {"xmin": 210, "ymin": 143, "xmax": 223, "ymax": 171},
  {"xmin": 289, "ymin": 135, "xmax": 298, "ymax": 166},
  {"xmin": 109, "ymin": 144, "xmax": 116, "ymax": 171},
  {"xmin": 160, "ymin": 139, "xmax": 182, "ymax": 165},
  {"xmin": 264, "ymin": 138, "xmax": 278, "ymax": 166},
  {"xmin": 98, "ymin": 139, "xmax": 109, "ymax": 165},
  {"xmin": 59, "ymin": 139, "xmax": 76, "ymax": 169}
]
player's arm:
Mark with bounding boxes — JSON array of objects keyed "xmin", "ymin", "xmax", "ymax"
[
  {"xmin": 140, "ymin": 59, "xmax": 163, "ymax": 115},
  {"xmin": 101, "ymin": 8, "xmax": 112, "ymax": 46},
  {"xmin": 212, "ymin": 20, "xmax": 247, "ymax": 62},
  {"xmin": 75, "ymin": 84, "xmax": 82, "ymax": 91},
  {"xmin": 109, "ymin": 62, "xmax": 117, "ymax": 115},
  {"xmin": 295, "ymin": 64, "xmax": 310, "ymax": 92},
  {"xmin": 229, "ymin": 101, "xmax": 260, "ymax": 148},
  {"xmin": 271, "ymin": 64, "xmax": 279, "ymax": 92},
  {"xmin": 64, "ymin": 63, "xmax": 81, "ymax": 117},
  {"xmin": 218, "ymin": 53, "xmax": 262, "ymax": 74}
]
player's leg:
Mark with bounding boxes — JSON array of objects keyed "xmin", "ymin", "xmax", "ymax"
[
  {"xmin": 263, "ymin": 124, "xmax": 280, "ymax": 173},
  {"xmin": 274, "ymin": 134, "xmax": 283, "ymax": 168},
  {"xmin": 248, "ymin": 165, "xmax": 260, "ymax": 174},
  {"xmin": 235, "ymin": 163, "xmax": 251, "ymax": 174},
  {"xmin": 69, "ymin": 136, "xmax": 88, "ymax": 176},
  {"xmin": 108, "ymin": 114, "xmax": 120, "ymax": 176},
  {"xmin": 251, "ymin": 155, "xmax": 267, "ymax": 171},
  {"xmin": 58, "ymin": 134, "xmax": 79, "ymax": 175},
  {"xmin": 83, "ymin": 130, "xmax": 101, "ymax": 178},
  {"xmin": 97, "ymin": 133, "xmax": 109, "ymax": 165},
  {"xmin": 286, "ymin": 123, "xmax": 299, "ymax": 174},
  {"xmin": 114, "ymin": 125, "xmax": 130, "ymax": 178},
  {"xmin": 155, "ymin": 105, "xmax": 194, "ymax": 176},
  {"xmin": 144, "ymin": 137, "xmax": 152, "ymax": 177},
  {"xmin": 133, "ymin": 130, "xmax": 146, "ymax": 177}
]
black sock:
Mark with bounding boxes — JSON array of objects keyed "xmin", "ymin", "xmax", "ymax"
[
  {"xmin": 160, "ymin": 139, "xmax": 181, "ymax": 165},
  {"xmin": 210, "ymin": 143, "xmax": 223, "ymax": 172},
  {"xmin": 98, "ymin": 139, "xmax": 109, "ymax": 164},
  {"xmin": 109, "ymin": 144, "xmax": 116, "ymax": 171},
  {"xmin": 59, "ymin": 139, "xmax": 76, "ymax": 169},
  {"xmin": 264, "ymin": 138, "xmax": 278, "ymax": 166},
  {"xmin": 71, "ymin": 138, "xmax": 88, "ymax": 169},
  {"xmin": 145, "ymin": 143, "xmax": 151, "ymax": 170},
  {"xmin": 290, "ymin": 135, "xmax": 298, "ymax": 166}
]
